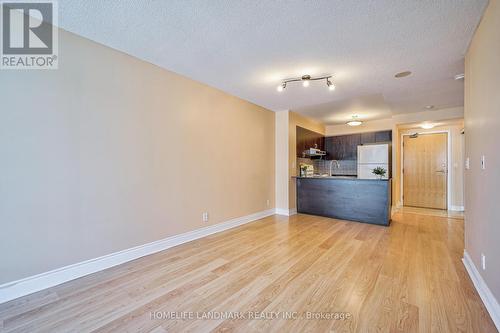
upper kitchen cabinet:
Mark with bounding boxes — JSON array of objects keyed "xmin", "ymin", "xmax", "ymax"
[
  {"xmin": 325, "ymin": 134, "xmax": 361, "ymax": 160},
  {"xmin": 374, "ymin": 130, "xmax": 392, "ymax": 142},
  {"xmin": 325, "ymin": 130, "xmax": 392, "ymax": 160},
  {"xmin": 360, "ymin": 130, "xmax": 392, "ymax": 144},
  {"xmin": 360, "ymin": 132, "xmax": 376, "ymax": 144},
  {"xmin": 296, "ymin": 126, "xmax": 325, "ymax": 158}
]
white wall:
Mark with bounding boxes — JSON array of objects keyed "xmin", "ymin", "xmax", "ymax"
[
  {"xmin": 275, "ymin": 111, "xmax": 289, "ymax": 212},
  {"xmin": 464, "ymin": 0, "xmax": 500, "ymax": 304}
]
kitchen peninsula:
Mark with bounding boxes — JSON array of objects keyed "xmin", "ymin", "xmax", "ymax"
[
  {"xmin": 295, "ymin": 176, "xmax": 391, "ymax": 226},
  {"xmin": 295, "ymin": 127, "xmax": 392, "ymax": 226}
]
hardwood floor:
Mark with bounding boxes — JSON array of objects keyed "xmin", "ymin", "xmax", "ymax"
[
  {"xmin": 396, "ymin": 206, "xmax": 465, "ymax": 220},
  {"xmin": 0, "ymin": 211, "xmax": 497, "ymax": 332}
]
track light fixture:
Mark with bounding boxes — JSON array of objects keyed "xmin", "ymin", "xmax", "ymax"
[
  {"xmin": 327, "ymin": 78, "xmax": 335, "ymax": 91},
  {"xmin": 277, "ymin": 82, "xmax": 286, "ymax": 92},
  {"xmin": 277, "ymin": 74, "xmax": 334, "ymax": 92}
]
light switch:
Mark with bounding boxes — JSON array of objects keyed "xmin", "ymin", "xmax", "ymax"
[{"xmin": 481, "ymin": 155, "xmax": 486, "ymax": 170}]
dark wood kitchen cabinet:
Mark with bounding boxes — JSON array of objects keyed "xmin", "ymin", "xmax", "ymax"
[
  {"xmin": 375, "ymin": 130, "xmax": 392, "ymax": 142},
  {"xmin": 297, "ymin": 177, "xmax": 391, "ymax": 225},
  {"xmin": 325, "ymin": 134, "xmax": 361, "ymax": 160},
  {"xmin": 360, "ymin": 132, "xmax": 376, "ymax": 144},
  {"xmin": 325, "ymin": 130, "xmax": 392, "ymax": 160},
  {"xmin": 360, "ymin": 130, "xmax": 392, "ymax": 144},
  {"xmin": 344, "ymin": 134, "xmax": 361, "ymax": 159},
  {"xmin": 296, "ymin": 126, "xmax": 325, "ymax": 158}
]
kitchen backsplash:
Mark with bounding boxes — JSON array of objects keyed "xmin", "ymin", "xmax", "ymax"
[{"xmin": 297, "ymin": 158, "xmax": 357, "ymax": 176}]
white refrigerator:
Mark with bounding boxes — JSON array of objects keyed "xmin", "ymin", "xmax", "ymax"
[{"xmin": 357, "ymin": 144, "xmax": 390, "ymax": 179}]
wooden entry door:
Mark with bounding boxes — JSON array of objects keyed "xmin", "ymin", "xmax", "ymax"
[{"xmin": 403, "ymin": 133, "xmax": 447, "ymax": 209}]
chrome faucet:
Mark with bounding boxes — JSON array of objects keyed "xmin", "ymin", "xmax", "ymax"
[{"xmin": 329, "ymin": 160, "xmax": 340, "ymax": 176}]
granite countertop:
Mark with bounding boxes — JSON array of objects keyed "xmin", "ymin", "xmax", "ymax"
[{"xmin": 293, "ymin": 175, "xmax": 391, "ymax": 181}]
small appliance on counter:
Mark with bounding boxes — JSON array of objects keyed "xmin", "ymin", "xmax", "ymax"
[{"xmin": 357, "ymin": 143, "xmax": 391, "ymax": 179}]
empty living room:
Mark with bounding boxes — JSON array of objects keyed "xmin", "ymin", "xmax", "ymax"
[{"xmin": 1, "ymin": 1, "xmax": 499, "ymax": 332}]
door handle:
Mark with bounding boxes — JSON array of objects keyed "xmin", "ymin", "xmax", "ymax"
[{"xmin": 435, "ymin": 170, "xmax": 446, "ymax": 173}]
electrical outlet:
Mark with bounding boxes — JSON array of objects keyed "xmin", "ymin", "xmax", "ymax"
[
  {"xmin": 481, "ymin": 155, "xmax": 486, "ymax": 170},
  {"xmin": 465, "ymin": 157, "xmax": 470, "ymax": 170},
  {"xmin": 481, "ymin": 253, "xmax": 486, "ymax": 270},
  {"xmin": 266, "ymin": 199, "xmax": 270, "ymax": 207},
  {"xmin": 202, "ymin": 212, "xmax": 209, "ymax": 222}
]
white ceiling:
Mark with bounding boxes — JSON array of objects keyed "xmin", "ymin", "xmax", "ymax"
[{"xmin": 57, "ymin": 0, "xmax": 487, "ymax": 124}]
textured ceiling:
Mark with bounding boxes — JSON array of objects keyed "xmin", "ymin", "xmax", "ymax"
[{"xmin": 57, "ymin": 0, "xmax": 487, "ymax": 124}]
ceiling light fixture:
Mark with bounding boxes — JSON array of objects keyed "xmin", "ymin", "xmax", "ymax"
[
  {"xmin": 276, "ymin": 74, "xmax": 334, "ymax": 92},
  {"xmin": 421, "ymin": 123, "xmax": 435, "ymax": 129},
  {"xmin": 346, "ymin": 115, "xmax": 362, "ymax": 126},
  {"xmin": 395, "ymin": 71, "xmax": 412, "ymax": 78}
]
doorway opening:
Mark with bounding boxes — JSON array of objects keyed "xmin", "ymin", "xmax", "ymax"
[{"xmin": 401, "ymin": 131, "xmax": 449, "ymax": 210}]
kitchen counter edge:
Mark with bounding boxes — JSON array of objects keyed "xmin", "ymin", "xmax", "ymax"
[{"xmin": 292, "ymin": 176, "xmax": 391, "ymax": 181}]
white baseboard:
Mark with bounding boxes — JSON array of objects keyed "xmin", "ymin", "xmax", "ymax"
[
  {"xmin": 274, "ymin": 208, "xmax": 289, "ymax": 216},
  {"xmin": 275, "ymin": 208, "xmax": 297, "ymax": 216},
  {"xmin": 462, "ymin": 250, "xmax": 500, "ymax": 331},
  {"xmin": 0, "ymin": 209, "xmax": 275, "ymax": 305},
  {"xmin": 450, "ymin": 205, "xmax": 465, "ymax": 211}
]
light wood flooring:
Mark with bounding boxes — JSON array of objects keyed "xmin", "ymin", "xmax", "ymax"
[
  {"xmin": 396, "ymin": 206, "xmax": 465, "ymax": 220},
  {"xmin": 0, "ymin": 211, "xmax": 497, "ymax": 332}
]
